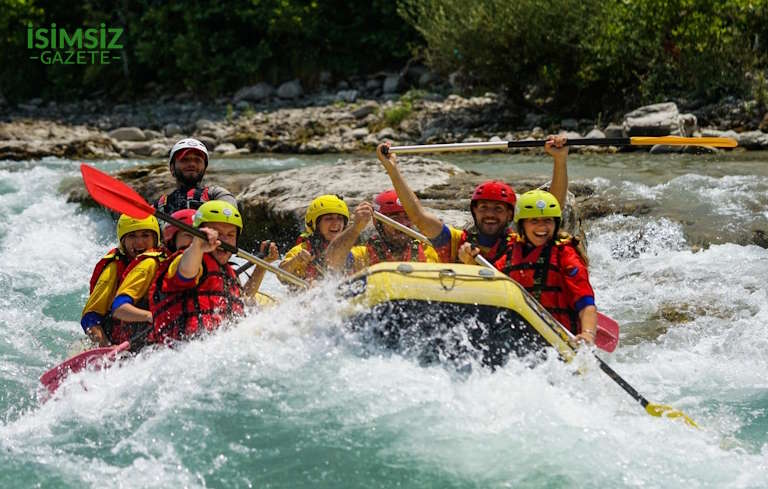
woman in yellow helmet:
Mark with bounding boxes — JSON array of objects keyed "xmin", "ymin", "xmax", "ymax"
[
  {"xmin": 81, "ymin": 214, "xmax": 161, "ymax": 346},
  {"xmin": 148, "ymin": 200, "xmax": 277, "ymax": 343},
  {"xmin": 279, "ymin": 194, "xmax": 349, "ymax": 282},
  {"xmin": 491, "ymin": 190, "xmax": 598, "ymax": 344}
]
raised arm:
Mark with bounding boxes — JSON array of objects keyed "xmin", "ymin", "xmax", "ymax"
[
  {"xmin": 545, "ymin": 135, "xmax": 568, "ymax": 208},
  {"xmin": 243, "ymin": 240, "xmax": 279, "ymax": 297},
  {"xmin": 377, "ymin": 143, "xmax": 444, "ymax": 239},
  {"xmin": 325, "ymin": 202, "xmax": 372, "ymax": 271}
]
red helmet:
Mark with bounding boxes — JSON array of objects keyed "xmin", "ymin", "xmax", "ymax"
[
  {"xmin": 162, "ymin": 209, "xmax": 197, "ymax": 246},
  {"xmin": 471, "ymin": 180, "xmax": 516, "ymax": 207},
  {"xmin": 373, "ymin": 190, "xmax": 405, "ymax": 216}
]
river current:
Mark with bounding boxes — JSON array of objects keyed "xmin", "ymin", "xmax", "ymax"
[{"xmin": 1, "ymin": 151, "xmax": 767, "ymax": 488}]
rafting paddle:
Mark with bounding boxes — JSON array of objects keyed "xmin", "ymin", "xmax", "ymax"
[
  {"xmin": 475, "ymin": 253, "xmax": 697, "ymax": 427},
  {"xmin": 80, "ymin": 164, "xmax": 309, "ymax": 289},
  {"xmin": 375, "ymin": 213, "xmax": 619, "ymax": 352},
  {"xmin": 381, "ymin": 136, "xmax": 738, "ymax": 155}
]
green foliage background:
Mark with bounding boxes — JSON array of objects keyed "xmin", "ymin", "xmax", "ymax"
[
  {"xmin": 2, "ymin": 0, "xmax": 767, "ymax": 117},
  {"xmin": 1, "ymin": 0, "xmax": 418, "ymax": 100},
  {"xmin": 399, "ymin": 0, "xmax": 768, "ymax": 115}
]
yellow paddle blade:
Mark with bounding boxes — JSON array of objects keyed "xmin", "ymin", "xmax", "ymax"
[
  {"xmin": 645, "ymin": 403, "xmax": 699, "ymax": 428},
  {"xmin": 629, "ymin": 136, "xmax": 738, "ymax": 148}
]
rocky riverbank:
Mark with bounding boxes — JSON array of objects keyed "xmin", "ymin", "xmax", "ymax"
[
  {"xmin": 62, "ymin": 156, "xmax": 588, "ymax": 251},
  {"xmin": 3, "ymin": 86, "xmax": 768, "ymax": 161}
]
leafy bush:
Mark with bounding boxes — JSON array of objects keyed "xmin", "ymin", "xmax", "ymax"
[{"xmin": 398, "ymin": 0, "xmax": 768, "ymax": 115}]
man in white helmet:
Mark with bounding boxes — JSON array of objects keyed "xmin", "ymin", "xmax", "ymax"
[{"xmin": 154, "ymin": 138, "xmax": 238, "ymax": 214}]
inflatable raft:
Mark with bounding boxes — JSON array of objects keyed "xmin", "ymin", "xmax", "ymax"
[{"xmin": 339, "ymin": 261, "xmax": 575, "ymax": 368}]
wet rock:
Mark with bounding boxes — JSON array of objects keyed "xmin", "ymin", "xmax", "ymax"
[
  {"xmin": 336, "ymin": 90, "xmax": 358, "ymax": 103},
  {"xmin": 108, "ymin": 126, "xmax": 146, "ymax": 141},
  {"xmin": 234, "ymin": 82, "xmax": 275, "ymax": 102},
  {"xmin": 735, "ymin": 130, "xmax": 768, "ymax": 150},
  {"xmin": 277, "ymin": 80, "xmax": 303, "ymax": 99},
  {"xmin": 560, "ymin": 118, "xmax": 579, "ymax": 131},
  {"xmin": 163, "ymin": 123, "xmax": 183, "ymax": 137},
  {"xmin": 604, "ymin": 123, "xmax": 624, "ymax": 138},
  {"xmin": 144, "ymin": 129, "xmax": 164, "ymax": 140},
  {"xmin": 213, "ymin": 143, "xmax": 237, "ymax": 153},
  {"xmin": 585, "ymin": 128, "xmax": 605, "ymax": 139},
  {"xmin": 118, "ymin": 141, "xmax": 155, "ymax": 156},
  {"xmin": 352, "ymin": 103, "xmax": 377, "ymax": 119},
  {"xmin": 382, "ymin": 75, "xmax": 403, "ymax": 94},
  {"xmin": 623, "ymin": 102, "xmax": 698, "ymax": 137},
  {"xmin": 196, "ymin": 119, "xmax": 215, "ymax": 131}
]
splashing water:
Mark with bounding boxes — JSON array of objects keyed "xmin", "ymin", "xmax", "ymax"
[{"xmin": 1, "ymin": 155, "xmax": 768, "ymax": 488}]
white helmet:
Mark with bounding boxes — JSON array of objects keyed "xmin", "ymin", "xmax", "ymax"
[{"xmin": 169, "ymin": 138, "xmax": 209, "ymax": 168}]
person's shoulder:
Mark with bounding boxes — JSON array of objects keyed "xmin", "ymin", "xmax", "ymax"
[
  {"xmin": 207, "ymin": 185, "xmax": 236, "ymax": 199},
  {"xmin": 349, "ymin": 245, "xmax": 368, "ymax": 259},
  {"xmin": 284, "ymin": 242, "xmax": 307, "ymax": 259}
]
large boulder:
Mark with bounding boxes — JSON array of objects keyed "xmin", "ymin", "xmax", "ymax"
[
  {"xmin": 623, "ymin": 102, "xmax": 698, "ymax": 137},
  {"xmin": 108, "ymin": 126, "xmax": 146, "ymax": 141},
  {"xmin": 277, "ymin": 80, "xmax": 303, "ymax": 99},
  {"xmin": 234, "ymin": 82, "xmax": 275, "ymax": 102}
]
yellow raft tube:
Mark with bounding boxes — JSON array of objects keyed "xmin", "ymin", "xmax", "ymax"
[{"xmin": 339, "ymin": 261, "xmax": 575, "ymax": 368}]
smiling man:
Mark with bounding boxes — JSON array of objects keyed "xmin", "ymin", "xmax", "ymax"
[
  {"xmin": 154, "ymin": 138, "xmax": 237, "ymax": 215},
  {"xmin": 375, "ymin": 139, "xmax": 568, "ymax": 264},
  {"xmin": 148, "ymin": 201, "xmax": 276, "ymax": 343}
]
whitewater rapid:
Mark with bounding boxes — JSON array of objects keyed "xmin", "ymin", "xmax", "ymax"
[{"xmin": 1, "ymin": 155, "xmax": 767, "ymax": 488}]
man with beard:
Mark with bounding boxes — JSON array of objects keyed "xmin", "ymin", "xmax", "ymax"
[
  {"xmin": 154, "ymin": 138, "xmax": 237, "ymax": 214},
  {"xmin": 374, "ymin": 139, "xmax": 568, "ymax": 264},
  {"xmin": 325, "ymin": 190, "xmax": 439, "ymax": 273}
]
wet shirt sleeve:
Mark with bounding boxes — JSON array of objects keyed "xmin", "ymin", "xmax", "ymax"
[
  {"xmin": 423, "ymin": 245, "xmax": 440, "ymax": 263},
  {"xmin": 559, "ymin": 247, "xmax": 595, "ymax": 312},
  {"xmin": 279, "ymin": 243, "xmax": 308, "ymax": 280},
  {"xmin": 111, "ymin": 258, "xmax": 159, "ymax": 311},
  {"xmin": 346, "ymin": 245, "xmax": 370, "ymax": 273},
  {"xmin": 80, "ymin": 261, "xmax": 120, "ymax": 330},
  {"xmin": 164, "ymin": 253, "xmax": 203, "ymax": 292},
  {"xmin": 429, "ymin": 224, "xmax": 464, "ymax": 263}
]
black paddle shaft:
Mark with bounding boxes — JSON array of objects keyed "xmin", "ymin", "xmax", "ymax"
[
  {"xmin": 158, "ymin": 210, "xmax": 238, "ymax": 253},
  {"xmin": 595, "ymin": 355, "xmax": 650, "ymax": 409},
  {"xmin": 507, "ymin": 138, "xmax": 632, "ymax": 148}
]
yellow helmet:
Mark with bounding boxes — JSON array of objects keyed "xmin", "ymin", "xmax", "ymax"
[
  {"xmin": 117, "ymin": 214, "xmax": 160, "ymax": 251},
  {"xmin": 514, "ymin": 190, "xmax": 561, "ymax": 222},
  {"xmin": 193, "ymin": 200, "xmax": 243, "ymax": 230},
  {"xmin": 304, "ymin": 194, "xmax": 349, "ymax": 232}
]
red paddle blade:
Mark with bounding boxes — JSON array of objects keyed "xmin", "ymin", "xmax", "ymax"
[
  {"xmin": 40, "ymin": 341, "xmax": 130, "ymax": 394},
  {"xmin": 595, "ymin": 313, "xmax": 620, "ymax": 353},
  {"xmin": 80, "ymin": 164, "xmax": 155, "ymax": 219}
]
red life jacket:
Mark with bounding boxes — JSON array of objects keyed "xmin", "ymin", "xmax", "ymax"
[
  {"xmin": 497, "ymin": 235, "xmax": 588, "ymax": 333},
  {"xmin": 155, "ymin": 186, "xmax": 211, "ymax": 215},
  {"xmin": 458, "ymin": 229, "xmax": 510, "ymax": 263},
  {"xmin": 105, "ymin": 251, "xmax": 164, "ymax": 345},
  {"xmin": 295, "ymin": 233, "xmax": 329, "ymax": 281},
  {"xmin": 365, "ymin": 234, "xmax": 426, "ymax": 265},
  {"xmin": 148, "ymin": 251, "xmax": 245, "ymax": 344},
  {"xmin": 88, "ymin": 248, "xmax": 130, "ymax": 294}
]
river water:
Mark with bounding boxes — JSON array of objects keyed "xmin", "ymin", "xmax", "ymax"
[{"xmin": 1, "ymin": 151, "xmax": 767, "ymax": 488}]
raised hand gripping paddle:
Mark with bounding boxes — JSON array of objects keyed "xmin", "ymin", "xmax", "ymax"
[
  {"xmin": 382, "ymin": 136, "xmax": 738, "ymax": 155},
  {"xmin": 80, "ymin": 164, "xmax": 309, "ymax": 289}
]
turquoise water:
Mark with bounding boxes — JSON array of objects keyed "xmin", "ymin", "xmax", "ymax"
[{"xmin": 1, "ymin": 153, "xmax": 768, "ymax": 488}]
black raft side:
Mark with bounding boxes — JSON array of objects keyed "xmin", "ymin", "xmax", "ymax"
[{"xmin": 345, "ymin": 299, "xmax": 553, "ymax": 369}]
